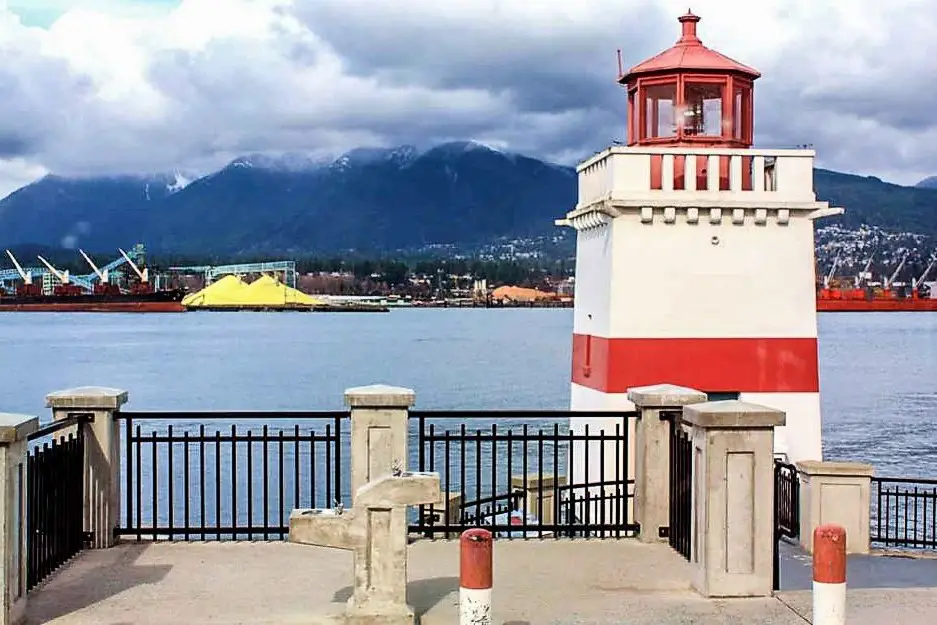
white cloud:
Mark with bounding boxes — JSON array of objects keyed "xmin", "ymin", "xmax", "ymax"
[{"xmin": 1, "ymin": 0, "xmax": 936, "ymax": 198}]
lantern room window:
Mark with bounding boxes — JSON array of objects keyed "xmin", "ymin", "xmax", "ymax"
[
  {"xmin": 732, "ymin": 82, "xmax": 752, "ymax": 142},
  {"xmin": 643, "ymin": 82, "xmax": 677, "ymax": 139},
  {"xmin": 682, "ymin": 81, "xmax": 723, "ymax": 137}
]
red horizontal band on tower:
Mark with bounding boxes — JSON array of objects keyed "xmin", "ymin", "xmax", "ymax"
[{"xmin": 571, "ymin": 334, "xmax": 819, "ymax": 393}]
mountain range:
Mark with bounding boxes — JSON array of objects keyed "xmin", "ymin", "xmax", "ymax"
[{"xmin": 0, "ymin": 141, "xmax": 935, "ymax": 259}]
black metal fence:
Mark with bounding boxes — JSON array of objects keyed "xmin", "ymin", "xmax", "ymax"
[
  {"xmin": 117, "ymin": 411, "xmax": 347, "ymax": 540},
  {"xmin": 664, "ymin": 411, "xmax": 692, "ymax": 560},
  {"xmin": 774, "ymin": 461, "xmax": 800, "ymax": 540},
  {"xmin": 871, "ymin": 477, "xmax": 937, "ymax": 549},
  {"xmin": 26, "ymin": 415, "xmax": 88, "ymax": 591},
  {"xmin": 410, "ymin": 410, "xmax": 639, "ymax": 538},
  {"xmin": 116, "ymin": 409, "xmax": 639, "ymax": 541},
  {"xmin": 773, "ymin": 459, "xmax": 800, "ymax": 591}
]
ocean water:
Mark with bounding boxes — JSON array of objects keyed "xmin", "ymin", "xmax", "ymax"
[{"xmin": 1, "ymin": 308, "xmax": 935, "ymax": 478}]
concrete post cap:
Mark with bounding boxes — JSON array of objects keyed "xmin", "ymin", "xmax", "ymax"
[
  {"xmin": 344, "ymin": 384, "xmax": 415, "ymax": 408},
  {"xmin": 627, "ymin": 383, "xmax": 707, "ymax": 408},
  {"xmin": 46, "ymin": 387, "xmax": 129, "ymax": 410},
  {"xmin": 683, "ymin": 399, "xmax": 786, "ymax": 428},
  {"xmin": 0, "ymin": 413, "xmax": 39, "ymax": 444},
  {"xmin": 796, "ymin": 460, "xmax": 875, "ymax": 477}
]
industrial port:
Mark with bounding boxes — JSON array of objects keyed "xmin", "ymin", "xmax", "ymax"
[
  {"xmin": 0, "ymin": 245, "xmax": 389, "ymax": 313},
  {"xmin": 3, "ymin": 243, "xmax": 934, "ymax": 313}
]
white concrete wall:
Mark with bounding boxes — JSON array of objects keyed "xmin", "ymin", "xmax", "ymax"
[
  {"xmin": 571, "ymin": 223, "xmax": 613, "ymax": 337},
  {"xmin": 608, "ymin": 209, "xmax": 818, "ymax": 339}
]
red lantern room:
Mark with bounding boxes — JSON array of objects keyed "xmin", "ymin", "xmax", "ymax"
[{"xmin": 620, "ymin": 11, "xmax": 760, "ymax": 148}]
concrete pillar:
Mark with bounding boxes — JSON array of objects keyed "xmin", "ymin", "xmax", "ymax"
[
  {"xmin": 45, "ymin": 387, "xmax": 128, "ymax": 549},
  {"xmin": 627, "ymin": 384, "xmax": 707, "ymax": 543},
  {"xmin": 344, "ymin": 384, "xmax": 415, "ymax": 615},
  {"xmin": 427, "ymin": 492, "xmax": 463, "ymax": 527},
  {"xmin": 510, "ymin": 474, "xmax": 567, "ymax": 525},
  {"xmin": 797, "ymin": 460, "xmax": 874, "ymax": 555},
  {"xmin": 0, "ymin": 414, "xmax": 38, "ymax": 625},
  {"xmin": 683, "ymin": 400, "xmax": 785, "ymax": 598}
]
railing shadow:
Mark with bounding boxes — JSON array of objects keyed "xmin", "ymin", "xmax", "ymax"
[{"xmin": 24, "ymin": 543, "xmax": 171, "ymax": 623}]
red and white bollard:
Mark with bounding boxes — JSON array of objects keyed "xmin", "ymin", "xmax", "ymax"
[
  {"xmin": 459, "ymin": 528, "xmax": 492, "ymax": 625},
  {"xmin": 812, "ymin": 524, "xmax": 847, "ymax": 625}
]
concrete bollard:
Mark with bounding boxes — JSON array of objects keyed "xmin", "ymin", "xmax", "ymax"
[
  {"xmin": 812, "ymin": 524, "xmax": 847, "ymax": 625},
  {"xmin": 459, "ymin": 528, "xmax": 493, "ymax": 625}
]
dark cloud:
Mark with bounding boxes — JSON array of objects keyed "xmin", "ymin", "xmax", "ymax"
[{"xmin": 1, "ymin": 0, "xmax": 936, "ymax": 196}]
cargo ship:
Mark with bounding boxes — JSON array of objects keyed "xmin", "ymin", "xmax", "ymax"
[
  {"xmin": 816, "ymin": 254, "xmax": 937, "ymax": 312},
  {"xmin": 0, "ymin": 248, "xmax": 187, "ymax": 313}
]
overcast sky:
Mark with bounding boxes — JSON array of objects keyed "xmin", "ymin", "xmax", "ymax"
[{"xmin": 0, "ymin": 0, "xmax": 934, "ymax": 199}]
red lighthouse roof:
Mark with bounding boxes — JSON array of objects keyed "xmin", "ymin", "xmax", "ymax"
[{"xmin": 620, "ymin": 11, "xmax": 760, "ymax": 83}]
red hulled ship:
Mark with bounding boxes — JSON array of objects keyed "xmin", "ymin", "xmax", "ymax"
[
  {"xmin": 816, "ymin": 254, "xmax": 937, "ymax": 312},
  {"xmin": 0, "ymin": 247, "xmax": 186, "ymax": 313}
]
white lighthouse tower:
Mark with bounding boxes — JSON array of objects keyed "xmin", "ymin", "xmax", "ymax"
[{"xmin": 560, "ymin": 11, "xmax": 842, "ymax": 467}]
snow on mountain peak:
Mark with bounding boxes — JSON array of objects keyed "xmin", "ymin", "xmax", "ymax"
[
  {"xmin": 228, "ymin": 152, "xmax": 330, "ymax": 172},
  {"xmin": 331, "ymin": 145, "xmax": 420, "ymax": 172},
  {"xmin": 167, "ymin": 172, "xmax": 192, "ymax": 193}
]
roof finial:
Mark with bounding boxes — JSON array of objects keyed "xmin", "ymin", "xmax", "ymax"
[{"xmin": 677, "ymin": 10, "xmax": 701, "ymax": 45}]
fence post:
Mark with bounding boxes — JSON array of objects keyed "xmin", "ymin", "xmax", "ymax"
[
  {"xmin": 45, "ymin": 387, "xmax": 128, "ymax": 549},
  {"xmin": 0, "ymin": 413, "xmax": 38, "ymax": 625},
  {"xmin": 797, "ymin": 461, "xmax": 873, "ymax": 555},
  {"xmin": 682, "ymin": 400, "xmax": 785, "ymax": 598},
  {"xmin": 627, "ymin": 384, "xmax": 707, "ymax": 543}
]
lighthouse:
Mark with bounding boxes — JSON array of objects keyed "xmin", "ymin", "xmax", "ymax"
[{"xmin": 560, "ymin": 11, "xmax": 842, "ymax": 470}]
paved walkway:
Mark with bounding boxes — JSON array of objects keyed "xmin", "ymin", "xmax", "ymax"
[{"xmin": 22, "ymin": 540, "xmax": 937, "ymax": 624}]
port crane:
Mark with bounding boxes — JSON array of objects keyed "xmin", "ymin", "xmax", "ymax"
[
  {"xmin": 0, "ymin": 244, "xmax": 148, "ymax": 294},
  {"xmin": 854, "ymin": 254, "xmax": 874, "ymax": 288},
  {"xmin": 823, "ymin": 256, "xmax": 841, "ymax": 289},
  {"xmin": 884, "ymin": 254, "xmax": 908, "ymax": 290},
  {"xmin": 4, "ymin": 250, "xmax": 32, "ymax": 286},
  {"xmin": 913, "ymin": 256, "xmax": 936, "ymax": 297}
]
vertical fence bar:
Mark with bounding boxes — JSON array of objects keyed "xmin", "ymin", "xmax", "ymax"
[
  {"xmin": 199, "ymin": 424, "xmax": 205, "ymax": 540},
  {"xmin": 553, "ymin": 424, "xmax": 560, "ymax": 540},
  {"xmin": 125, "ymin": 415, "xmax": 133, "ymax": 533},
  {"xmin": 325, "ymin": 423, "xmax": 332, "ymax": 507},
  {"xmin": 262, "ymin": 425, "xmax": 269, "ymax": 540},
  {"xmin": 183, "ymin": 431, "xmax": 190, "ymax": 540},
  {"xmin": 247, "ymin": 429, "xmax": 254, "ymax": 537},
  {"xmin": 615, "ymin": 422, "xmax": 622, "ymax": 537},
  {"xmin": 293, "ymin": 425, "xmax": 300, "ymax": 514},
  {"xmin": 444, "ymin": 428, "xmax": 451, "ymax": 538},
  {"xmin": 168, "ymin": 425, "xmax": 174, "ymax": 538},
  {"xmin": 151, "ymin": 431, "xmax": 158, "ymax": 538},
  {"xmin": 460, "ymin": 424, "xmax": 466, "ymax": 531},
  {"xmin": 231, "ymin": 424, "xmax": 237, "ymax": 539},
  {"xmin": 521, "ymin": 425, "xmax": 529, "ymax": 532},
  {"xmin": 215, "ymin": 430, "xmax": 221, "ymax": 541},
  {"xmin": 418, "ymin": 414, "xmax": 426, "ymax": 531},
  {"xmin": 136, "ymin": 425, "xmax": 142, "ymax": 541},
  {"xmin": 278, "ymin": 430, "xmax": 285, "ymax": 538},
  {"xmin": 333, "ymin": 416, "xmax": 342, "ymax": 505},
  {"xmin": 474, "ymin": 429, "xmax": 482, "ymax": 522},
  {"xmin": 537, "ymin": 429, "xmax": 544, "ymax": 538}
]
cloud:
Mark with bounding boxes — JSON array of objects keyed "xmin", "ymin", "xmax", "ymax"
[{"xmin": 0, "ymin": 0, "xmax": 936, "ymax": 199}]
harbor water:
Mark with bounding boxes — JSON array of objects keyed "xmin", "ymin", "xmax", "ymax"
[{"xmin": 2, "ymin": 308, "xmax": 936, "ymax": 481}]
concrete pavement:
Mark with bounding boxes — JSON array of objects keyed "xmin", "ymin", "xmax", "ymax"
[{"xmin": 22, "ymin": 540, "xmax": 937, "ymax": 624}]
